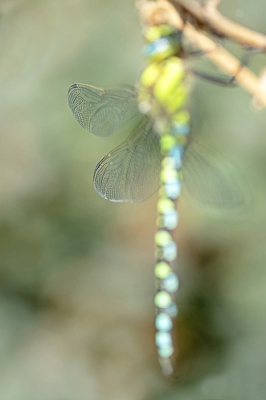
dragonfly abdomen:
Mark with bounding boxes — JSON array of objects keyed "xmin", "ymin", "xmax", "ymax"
[{"xmin": 138, "ymin": 24, "xmax": 191, "ymax": 377}]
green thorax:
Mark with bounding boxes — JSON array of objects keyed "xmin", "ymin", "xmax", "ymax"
[{"xmin": 138, "ymin": 24, "xmax": 190, "ymax": 140}]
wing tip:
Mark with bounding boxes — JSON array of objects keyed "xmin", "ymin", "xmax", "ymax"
[{"xmin": 68, "ymin": 83, "xmax": 79, "ymax": 94}]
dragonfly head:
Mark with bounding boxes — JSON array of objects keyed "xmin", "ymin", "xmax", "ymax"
[{"xmin": 143, "ymin": 24, "xmax": 182, "ymax": 62}]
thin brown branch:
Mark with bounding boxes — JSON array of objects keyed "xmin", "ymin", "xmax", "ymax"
[
  {"xmin": 137, "ymin": 0, "xmax": 266, "ymax": 108},
  {"xmin": 169, "ymin": 0, "xmax": 266, "ymax": 49},
  {"xmin": 207, "ymin": 0, "xmax": 221, "ymax": 9}
]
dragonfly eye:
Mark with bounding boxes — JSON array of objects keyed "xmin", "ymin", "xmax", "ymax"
[
  {"xmin": 144, "ymin": 37, "xmax": 178, "ymax": 61},
  {"xmin": 144, "ymin": 24, "xmax": 182, "ymax": 61}
]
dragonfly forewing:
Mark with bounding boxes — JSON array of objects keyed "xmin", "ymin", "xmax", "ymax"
[{"xmin": 68, "ymin": 83, "xmax": 141, "ymax": 137}]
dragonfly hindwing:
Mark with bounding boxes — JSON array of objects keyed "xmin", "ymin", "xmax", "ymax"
[{"xmin": 93, "ymin": 116, "xmax": 162, "ymax": 202}]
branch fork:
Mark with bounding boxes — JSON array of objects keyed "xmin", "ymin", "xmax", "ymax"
[{"xmin": 137, "ymin": 0, "xmax": 266, "ymax": 108}]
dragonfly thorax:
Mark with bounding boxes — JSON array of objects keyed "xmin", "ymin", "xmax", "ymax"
[
  {"xmin": 138, "ymin": 57, "xmax": 188, "ymax": 131},
  {"xmin": 138, "ymin": 25, "xmax": 189, "ymax": 132}
]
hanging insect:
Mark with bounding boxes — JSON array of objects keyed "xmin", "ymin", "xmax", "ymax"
[
  {"xmin": 68, "ymin": 23, "xmax": 244, "ymax": 378},
  {"xmin": 137, "ymin": 24, "xmax": 190, "ymax": 376}
]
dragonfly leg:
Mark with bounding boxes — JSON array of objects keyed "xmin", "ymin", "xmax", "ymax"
[
  {"xmin": 191, "ymin": 69, "xmax": 237, "ymax": 86},
  {"xmin": 190, "ymin": 46, "xmax": 263, "ymax": 86}
]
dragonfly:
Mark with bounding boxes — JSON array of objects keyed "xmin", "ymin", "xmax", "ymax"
[{"xmin": 68, "ymin": 24, "xmax": 244, "ymax": 378}]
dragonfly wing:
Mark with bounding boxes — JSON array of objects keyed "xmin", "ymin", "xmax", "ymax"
[
  {"xmin": 93, "ymin": 116, "xmax": 162, "ymax": 202},
  {"xmin": 183, "ymin": 142, "xmax": 248, "ymax": 212},
  {"xmin": 68, "ymin": 83, "xmax": 141, "ymax": 137}
]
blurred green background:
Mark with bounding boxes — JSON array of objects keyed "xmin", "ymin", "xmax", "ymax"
[{"xmin": 1, "ymin": 0, "xmax": 266, "ymax": 399}]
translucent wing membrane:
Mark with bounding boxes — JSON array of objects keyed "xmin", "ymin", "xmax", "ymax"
[
  {"xmin": 93, "ymin": 116, "xmax": 162, "ymax": 202},
  {"xmin": 68, "ymin": 83, "xmax": 246, "ymax": 209},
  {"xmin": 68, "ymin": 83, "xmax": 140, "ymax": 137},
  {"xmin": 183, "ymin": 142, "xmax": 247, "ymax": 212}
]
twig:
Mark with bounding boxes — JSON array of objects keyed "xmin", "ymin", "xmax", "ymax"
[
  {"xmin": 137, "ymin": 0, "xmax": 266, "ymax": 108},
  {"xmin": 169, "ymin": 0, "xmax": 266, "ymax": 49}
]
